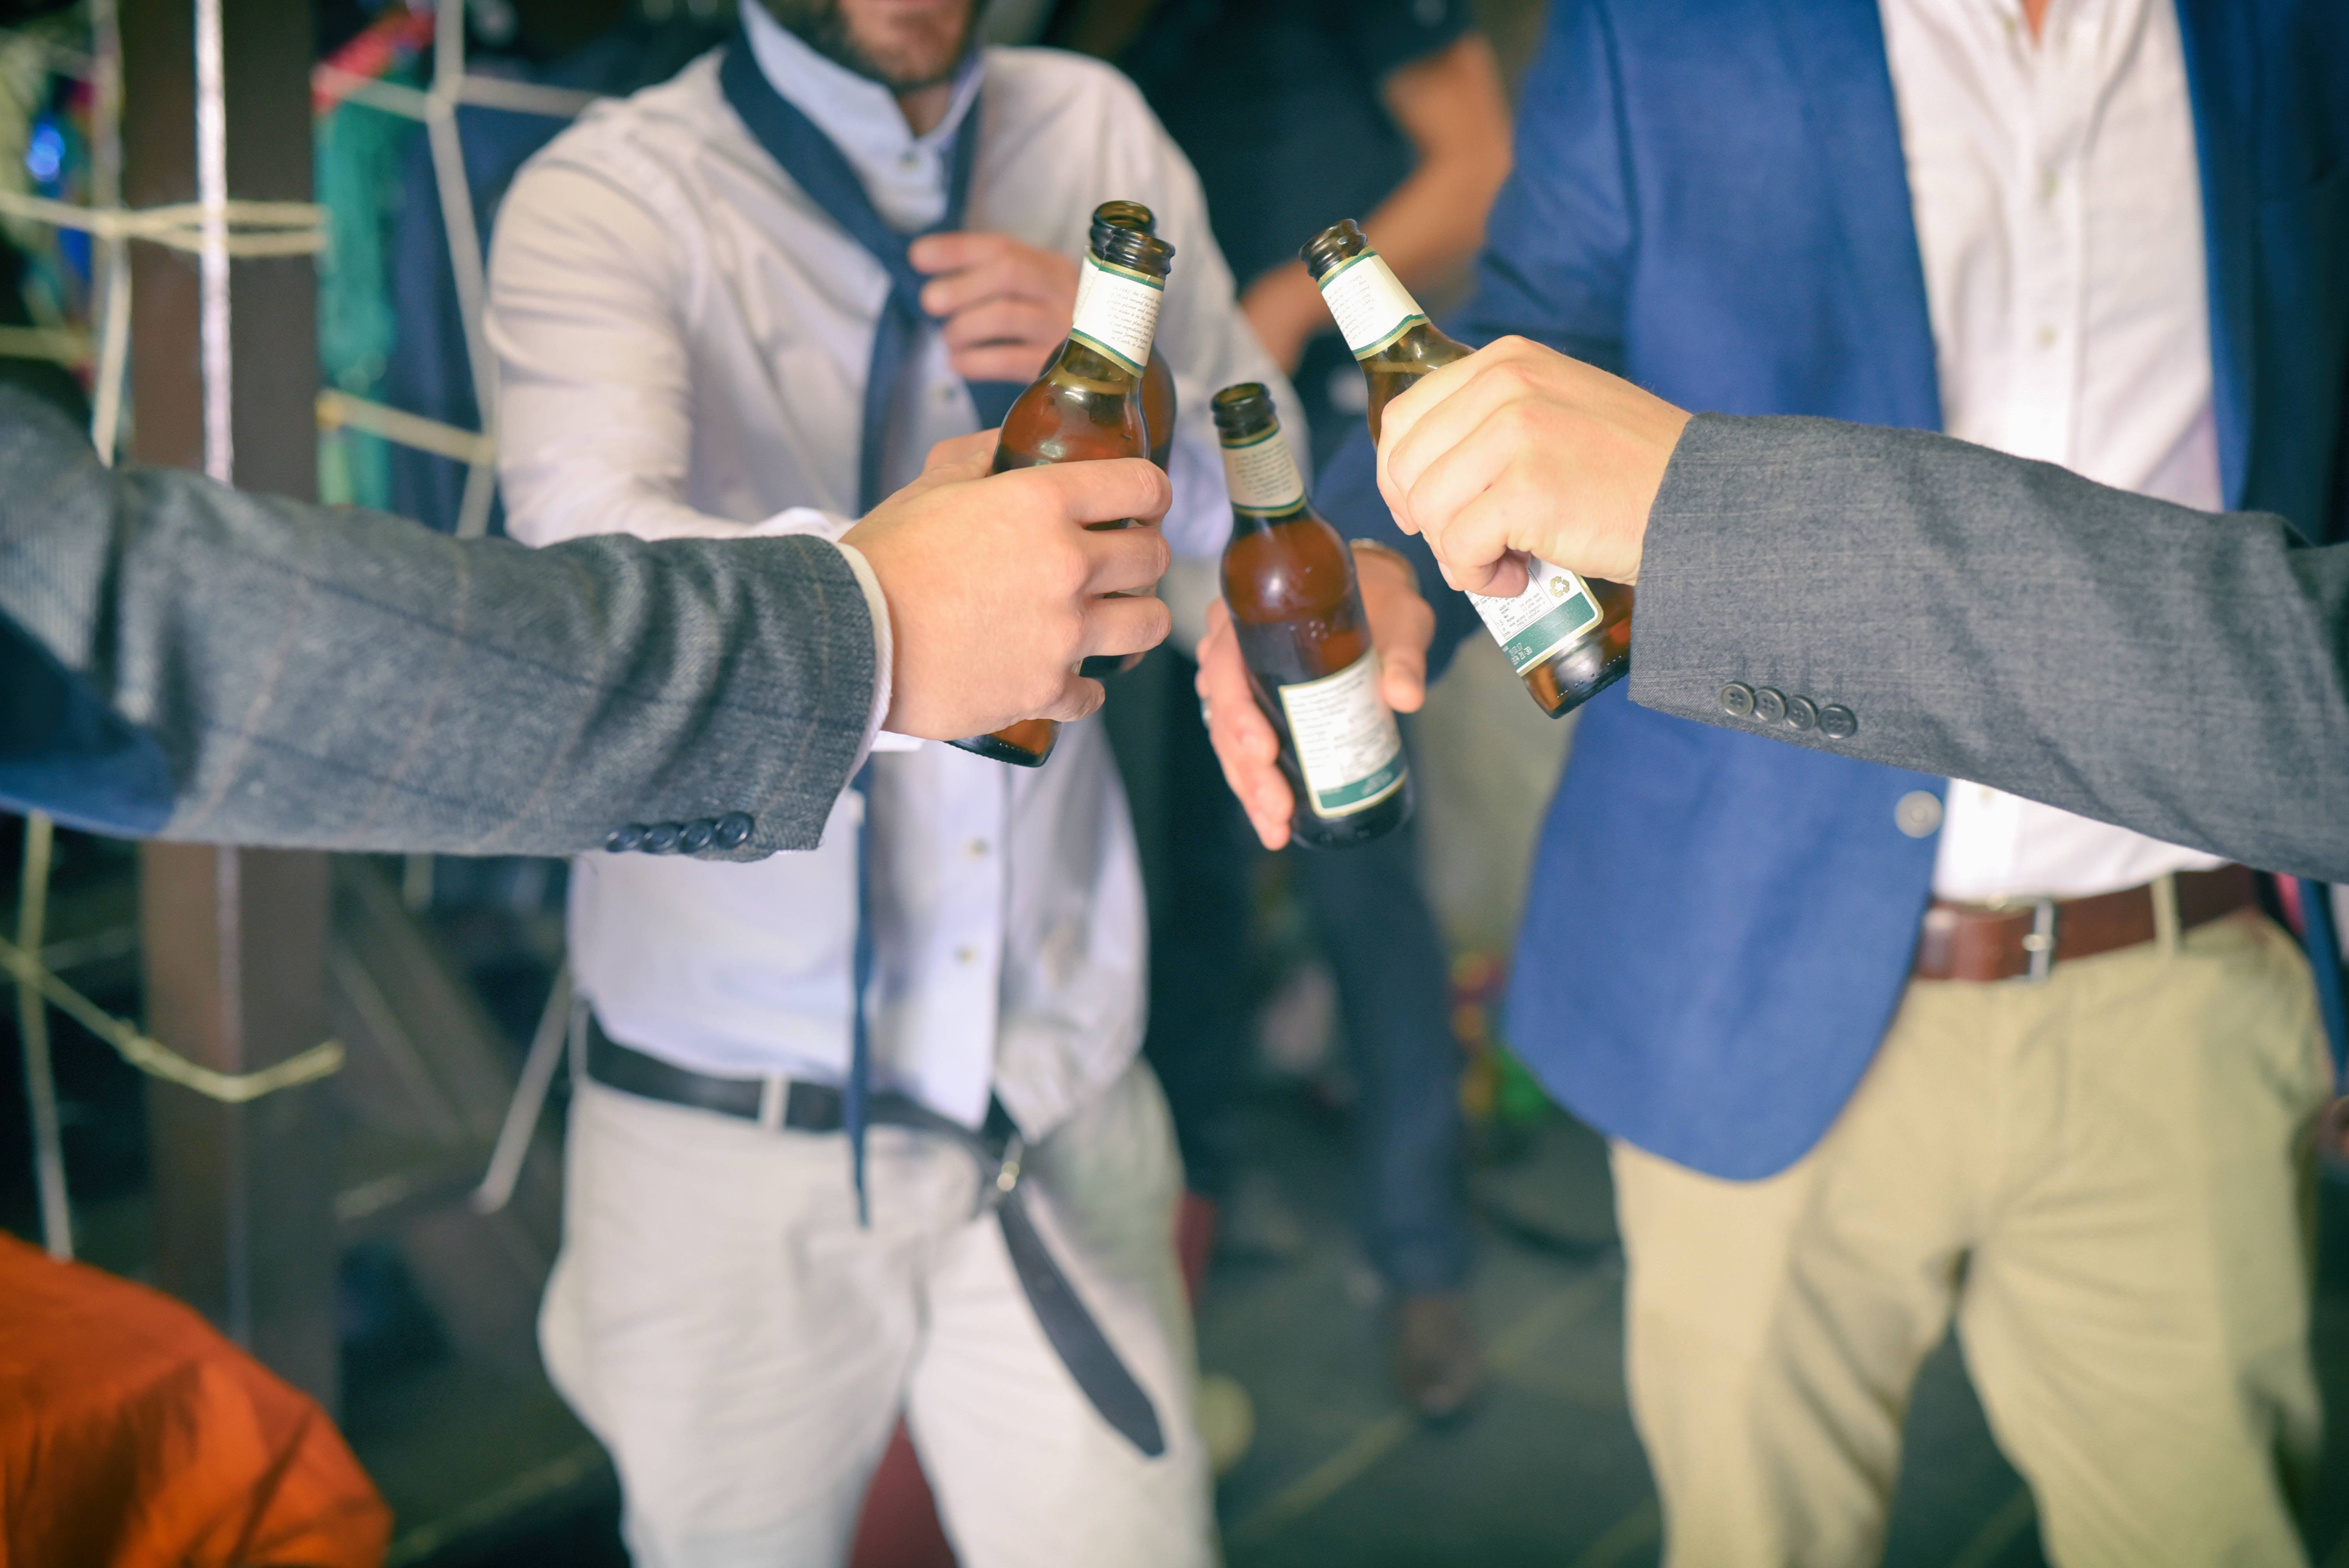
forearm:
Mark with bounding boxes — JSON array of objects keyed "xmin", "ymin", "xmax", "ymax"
[
  {"xmin": 1631, "ymin": 414, "xmax": 2349, "ymax": 880},
  {"xmin": 0, "ymin": 394, "xmax": 872, "ymax": 857}
]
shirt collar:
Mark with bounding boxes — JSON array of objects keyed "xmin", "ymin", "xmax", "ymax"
[{"xmin": 739, "ymin": 0, "xmax": 983, "ymax": 220}]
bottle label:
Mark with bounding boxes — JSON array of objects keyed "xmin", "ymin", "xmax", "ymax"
[
  {"xmin": 1069, "ymin": 254, "xmax": 1162, "ymax": 378},
  {"xmin": 1278, "ymin": 651, "xmax": 1407, "ymax": 819},
  {"xmin": 1315, "ymin": 251, "xmax": 1429, "ymax": 361},
  {"xmin": 1219, "ymin": 426, "xmax": 1306, "ymax": 515},
  {"xmin": 1470, "ymin": 560, "xmax": 1604, "ymax": 674}
]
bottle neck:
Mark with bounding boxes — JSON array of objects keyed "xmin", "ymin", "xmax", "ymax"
[
  {"xmin": 1312, "ymin": 248, "xmax": 1429, "ymax": 362},
  {"xmin": 1219, "ymin": 423, "xmax": 1310, "ymax": 531},
  {"xmin": 1065, "ymin": 252, "xmax": 1164, "ymax": 382}
]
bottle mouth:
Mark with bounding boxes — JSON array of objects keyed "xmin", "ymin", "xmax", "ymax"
[
  {"xmin": 1211, "ymin": 382, "xmax": 1278, "ymax": 442},
  {"xmin": 1092, "ymin": 212, "xmax": 1174, "ymax": 278},
  {"xmin": 1299, "ymin": 219, "xmax": 1369, "ymax": 281},
  {"xmin": 1090, "ymin": 201, "xmax": 1157, "ymax": 265}
]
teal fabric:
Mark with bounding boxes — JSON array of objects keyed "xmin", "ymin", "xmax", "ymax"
[{"xmin": 315, "ymin": 78, "xmax": 423, "ymax": 510}]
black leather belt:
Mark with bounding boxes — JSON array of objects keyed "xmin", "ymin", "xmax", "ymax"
[{"xmin": 584, "ymin": 1019, "xmax": 1165, "ymax": 1458}]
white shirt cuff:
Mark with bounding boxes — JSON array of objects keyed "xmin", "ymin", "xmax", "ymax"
[{"xmin": 831, "ymin": 538, "xmax": 925, "ymax": 757}]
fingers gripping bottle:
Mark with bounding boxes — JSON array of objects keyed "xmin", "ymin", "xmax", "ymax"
[
  {"xmin": 948, "ymin": 215, "xmax": 1175, "ymax": 766},
  {"xmin": 1213, "ymin": 383, "xmax": 1411, "ymax": 849},
  {"xmin": 1300, "ymin": 219, "xmax": 1633, "ymax": 718}
]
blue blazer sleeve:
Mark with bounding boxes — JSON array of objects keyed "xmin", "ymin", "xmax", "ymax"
[{"xmin": 1312, "ymin": 0, "xmax": 1641, "ymax": 682}]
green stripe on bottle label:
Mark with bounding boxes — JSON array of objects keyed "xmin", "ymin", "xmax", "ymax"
[{"xmin": 1468, "ymin": 559, "xmax": 1604, "ymax": 675}]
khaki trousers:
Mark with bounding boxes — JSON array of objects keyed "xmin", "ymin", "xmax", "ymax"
[
  {"xmin": 540, "ymin": 1060, "xmax": 1217, "ymax": 1568},
  {"xmin": 1612, "ymin": 910, "xmax": 2331, "ymax": 1568}
]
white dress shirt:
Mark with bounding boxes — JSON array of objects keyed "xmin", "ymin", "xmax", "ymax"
[
  {"xmin": 1880, "ymin": 0, "xmax": 2228, "ymax": 902},
  {"xmin": 488, "ymin": 10, "xmax": 1298, "ymax": 1135}
]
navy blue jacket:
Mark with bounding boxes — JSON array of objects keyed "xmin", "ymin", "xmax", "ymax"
[{"xmin": 1320, "ymin": 0, "xmax": 2349, "ymax": 1178}]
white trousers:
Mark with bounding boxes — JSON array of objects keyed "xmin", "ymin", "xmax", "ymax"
[{"xmin": 540, "ymin": 1059, "xmax": 1218, "ymax": 1568}]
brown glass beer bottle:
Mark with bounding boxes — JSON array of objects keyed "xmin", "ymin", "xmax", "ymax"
[
  {"xmin": 949, "ymin": 216, "xmax": 1175, "ymax": 766},
  {"xmin": 1087, "ymin": 201, "xmax": 1178, "ymax": 470},
  {"xmin": 1213, "ymin": 383, "xmax": 1410, "ymax": 848},
  {"xmin": 1299, "ymin": 219, "xmax": 1633, "ymax": 718},
  {"xmin": 1068, "ymin": 203, "xmax": 1176, "ymax": 680}
]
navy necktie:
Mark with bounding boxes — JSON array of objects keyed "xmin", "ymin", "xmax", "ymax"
[
  {"xmin": 720, "ymin": 38, "xmax": 1030, "ymax": 1218},
  {"xmin": 718, "ymin": 36, "xmax": 1024, "ymax": 514}
]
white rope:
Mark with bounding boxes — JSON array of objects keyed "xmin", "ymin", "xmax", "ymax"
[
  {"xmin": 0, "ymin": 190, "xmax": 326, "ymax": 255},
  {"xmin": 428, "ymin": 0, "xmax": 501, "ymax": 538},
  {"xmin": 318, "ymin": 388, "xmax": 495, "ymax": 465},
  {"xmin": 14, "ymin": 816, "xmax": 71, "ymax": 1260},
  {"xmin": 194, "ymin": 0, "xmax": 231, "ymax": 482}
]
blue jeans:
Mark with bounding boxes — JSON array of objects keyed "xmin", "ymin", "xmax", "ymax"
[{"xmin": 1107, "ymin": 647, "xmax": 1472, "ymax": 1296}]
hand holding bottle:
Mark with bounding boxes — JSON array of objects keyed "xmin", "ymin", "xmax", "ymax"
[
  {"xmin": 1197, "ymin": 541, "xmax": 1432, "ymax": 850},
  {"xmin": 1374, "ymin": 335, "xmax": 1690, "ymax": 595},
  {"xmin": 845, "ymin": 431, "xmax": 1172, "ymax": 742}
]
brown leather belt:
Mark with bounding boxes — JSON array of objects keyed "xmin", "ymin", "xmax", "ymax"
[{"xmin": 1912, "ymin": 864, "xmax": 2258, "ymax": 983}]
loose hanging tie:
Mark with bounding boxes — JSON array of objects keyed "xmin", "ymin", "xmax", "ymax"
[
  {"xmin": 718, "ymin": 36, "xmax": 1024, "ymax": 514},
  {"xmin": 720, "ymin": 36, "xmax": 1025, "ymax": 1219}
]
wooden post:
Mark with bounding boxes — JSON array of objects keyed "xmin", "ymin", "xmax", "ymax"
[{"xmin": 127, "ymin": 0, "xmax": 338, "ymax": 1409}]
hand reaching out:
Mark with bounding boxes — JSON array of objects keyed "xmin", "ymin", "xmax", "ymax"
[
  {"xmin": 1196, "ymin": 543, "xmax": 1433, "ymax": 849},
  {"xmin": 847, "ymin": 431, "xmax": 1171, "ymax": 740}
]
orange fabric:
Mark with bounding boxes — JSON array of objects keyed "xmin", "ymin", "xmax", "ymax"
[{"xmin": 0, "ymin": 1233, "xmax": 390, "ymax": 1568}]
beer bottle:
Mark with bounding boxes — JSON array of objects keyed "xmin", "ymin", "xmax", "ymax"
[
  {"xmin": 1068, "ymin": 202, "xmax": 1176, "ymax": 681},
  {"xmin": 1299, "ymin": 219, "xmax": 1633, "ymax": 718},
  {"xmin": 1087, "ymin": 201, "xmax": 1178, "ymax": 471},
  {"xmin": 1213, "ymin": 383, "xmax": 1411, "ymax": 849},
  {"xmin": 949, "ymin": 216, "xmax": 1175, "ymax": 767}
]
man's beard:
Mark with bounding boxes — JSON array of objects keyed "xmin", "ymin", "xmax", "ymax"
[{"xmin": 761, "ymin": 0, "xmax": 973, "ymax": 93}]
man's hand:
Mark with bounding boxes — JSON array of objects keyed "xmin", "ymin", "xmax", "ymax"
[
  {"xmin": 1196, "ymin": 543, "xmax": 1434, "ymax": 849},
  {"xmin": 1377, "ymin": 336, "xmax": 1691, "ymax": 594},
  {"xmin": 911, "ymin": 232, "xmax": 1080, "ymax": 384},
  {"xmin": 847, "ymin": 431, "xmax": 1172, "ymax": 739}
]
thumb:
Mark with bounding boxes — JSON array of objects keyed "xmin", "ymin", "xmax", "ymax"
[
  {"xmin": 1379, "ymin": 646, "xmax": 1426, "ymax": 714},
  {"xmin": 1031, "ymin": 670, "xmax": 1107, "ymax": 724}
]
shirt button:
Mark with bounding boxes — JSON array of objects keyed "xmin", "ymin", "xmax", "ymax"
[
  {"xmin": 2037, "ymin": 324, "xmax": 2058, "ymax": 349},
  {"xmin": 1718, "ymin": 682, "xmax": 1756, "ymax": 718},
  {"xmin": 966, "ymin": 838, "xmax": 990, "ymax": 859},
  {"xmin": 1751, "ymin": 687, "xmax": 1787, "ymax": 724},
  {"xmin": 1783, "ymin": 696, "xmax": 1818, "ymax": 731},
  {"xmin": 955, "ymin": 945, "xmax": 978, "ymax": 964},
  {"xmin": 1896, "ymin": 791, "xmax": 1944, "ymax": 839},
  {"xmin": 1819, "ymin": 705, "xmax": 1858, "ymax": 739}
]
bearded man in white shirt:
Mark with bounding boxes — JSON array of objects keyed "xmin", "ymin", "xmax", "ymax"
[{"xmin": 485, "ymin": 0, "xmax": 1297, "ymax": 1560}]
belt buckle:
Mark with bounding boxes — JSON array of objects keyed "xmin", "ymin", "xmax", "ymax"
[
  {"xmin": 2015, "ymin": 898, "xmax": 2058, "ymax": 984},
  {"xmin": 978, "ymin": 1130, "xmax": 1026, "ymax": 1215}
]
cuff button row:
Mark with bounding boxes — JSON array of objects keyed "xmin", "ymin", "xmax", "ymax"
[
  {"xmin": 1719, "ymin": 682, "xmax": 1856, "ymax": 741},
  {"xmin": 605, "ymin": 811, "xmax": 757, "ymax": 854}
]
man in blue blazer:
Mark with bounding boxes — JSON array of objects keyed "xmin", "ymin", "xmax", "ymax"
[{"xmin": 1305, "ymin": 0, "xmax": 2347, "ymax": 1562}]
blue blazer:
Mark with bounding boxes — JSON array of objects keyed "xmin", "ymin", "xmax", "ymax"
[{"xmin": 1321, "ymin": 0, "xmax": 2349, "ymax": 1178}]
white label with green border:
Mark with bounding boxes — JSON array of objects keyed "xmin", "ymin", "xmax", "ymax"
[
  {"xmin": 1219, "ymin": 426, "xmax": 1306, "ymax": 515},
  {"xmin": 1315, "ymin": 251, "xmax": 1428, "ymax": 360},
  {"xmin": 1068, "ymin": 254, "xmax": 1162, "ymax": 377},
  {"xmin": 1470, "ymin": 559, "xmax": 1603, "ymax": 674},
  {"xmin": 1278, "ymin": 652, "xmax": 1406, "ymax": 818}
]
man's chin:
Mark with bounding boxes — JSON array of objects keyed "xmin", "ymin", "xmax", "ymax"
[{"xmin": 767, "ymin": 0, "xmax": 972, "ymax": 93}]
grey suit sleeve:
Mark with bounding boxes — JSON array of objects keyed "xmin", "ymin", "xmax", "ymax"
[
  {"xmin": 1629, "ymin": 413, "xmax": 2349, "ymax": 882},
  {"xmin": 0, "ymin": 390, "xmax": 873, "ymax": 857}
]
